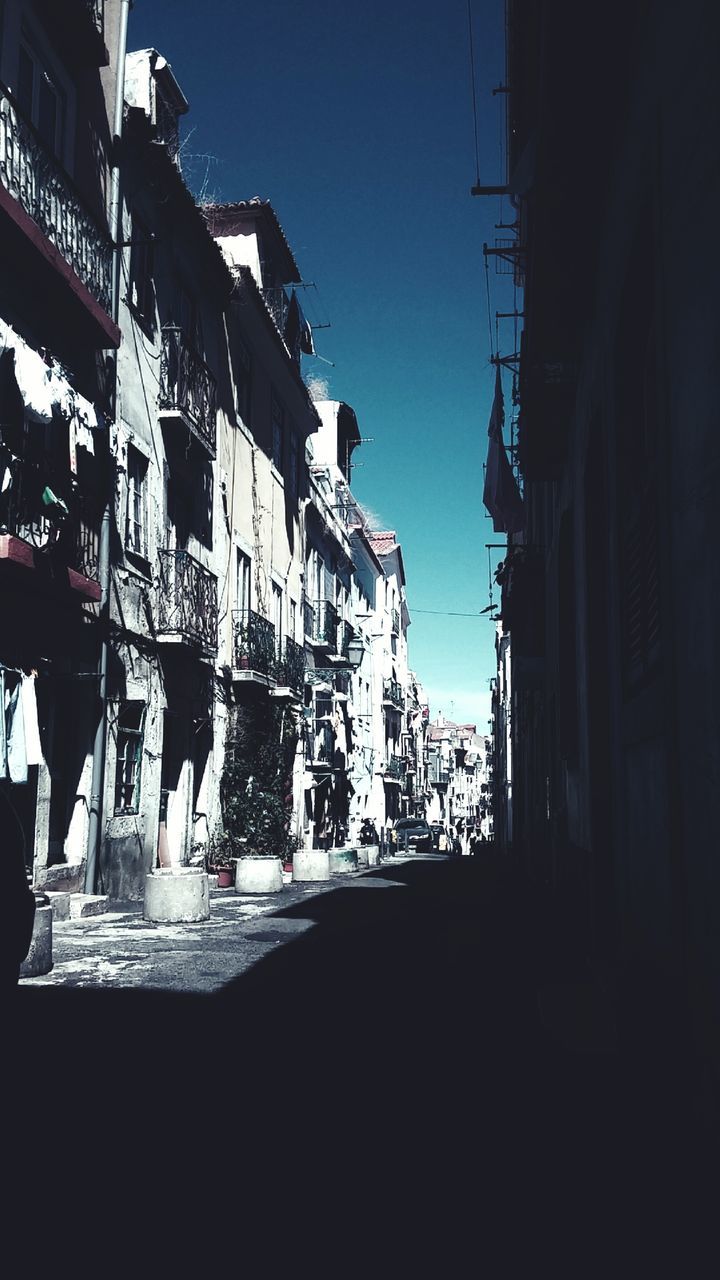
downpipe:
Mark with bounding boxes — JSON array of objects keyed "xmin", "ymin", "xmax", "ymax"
[{"xmin": 85, "ymin": 0, "xmax": 132, "ymax": 893}]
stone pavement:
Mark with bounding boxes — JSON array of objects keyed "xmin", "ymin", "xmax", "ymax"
[{"xmin": 8, "ymin": 849, "xmax": 716, "ymax": 1266}]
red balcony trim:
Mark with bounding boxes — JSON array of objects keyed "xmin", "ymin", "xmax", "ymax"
[
  {"xmin": 0, "ymin": 533, "xmax": 101, "ymax": 602},
  {"xmin": 0, "ymin": 183, "xmax": 120, "ymax": 349}
]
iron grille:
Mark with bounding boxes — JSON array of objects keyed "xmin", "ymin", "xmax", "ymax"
[
  {"xmin": 391, "ymin": 608, "xmax": 400, "ymax": 634},
  {"xmin": 233, "ymin": 608, "xmax": 276, "ymax": 675},
  {"xmin": 383, "ymin": 679, "xmax": 403, "ymax": 709},
  {"xmin": 0, "ymin": 81, "xmax": 113, "ymax": 313},
  {"xmin": 86, "ymin": 0, "xmax": 104, "ymax": 33},
  {"xmin": 158, "ymin": 549, "xmax": 218, "ymax": 653},
  {"xmin": 158, "ymin": 326, "xmax": 217, "ymax": 455},
  {"xmin": 275, "ymin": 635, "xmax": 305, "ymax": 691},
  {"xmin": 0, "ymin": 450, "xmax": 100, "ymax": 586},
  {"xmin": 310, "ymin": 599, "xmax": 338, "ymax": 645},
  {"xmin": 336, "ymin": 619, "xmax": 354, "ymax": 657}
]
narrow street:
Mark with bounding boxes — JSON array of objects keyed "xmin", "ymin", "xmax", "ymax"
[{"xmin": 11, "ymin": 852, "xmax": 714, "ymax": 1260}]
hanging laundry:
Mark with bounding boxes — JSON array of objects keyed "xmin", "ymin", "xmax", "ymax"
[
  {"xmin": 20, "ymin": 673, "xmax": 42, "ymax": 766},
  {"xmin": 11, "ymin": 340, "xmax": 54, "ymax": 424},
  {"xmin": 482, "ymin": 363, "xmax": 524, "ymax": 535},
  {"xmin": 72, "ymin": 392, "xmax": 98, "ymax": 456},
  {"xmin": 41, "ymin": 486, "xmax": 69, "ymax": 517},
  {"xmin": 5, "ymin": 679, "xmax": 28, "ymax": 784},
  {"xmin": 48, "ymin": 368, "xmax": 75, "ymax": 420}
]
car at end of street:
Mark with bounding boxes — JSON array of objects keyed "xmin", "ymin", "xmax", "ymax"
[{"xmin": 392, "ymin": 817, "xmax": 434, "ymax": 852}]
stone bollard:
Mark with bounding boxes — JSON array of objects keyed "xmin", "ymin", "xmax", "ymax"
[
  {"xmin": 20, "ymin": 892, "xmax": 53, "ymax": 978},
  {"xmin": 293, "ymin": 846, "xmax": 331, "ymax": 882},
  {"xmin": 356, "ymin": 846, "xmax": 370, "ymax": 869},
  {"xmin": 366, "ymin": 845, "xmax": 380, "ymax": 868},
  {"xmin": 328, "ymin": 846, "xmax": 358, "ymax": 875},
  {"xmin": 234, "ymin": 856, "xmax": 283, "ymax": 894},
  {"xmin": 144, "ymin": 867, "xmax": 210, "ymax": 923}
]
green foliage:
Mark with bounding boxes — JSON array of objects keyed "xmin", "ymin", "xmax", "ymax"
[{"xmin": 220, "ymin": 704, "xmax": 298, "ymax": 858}]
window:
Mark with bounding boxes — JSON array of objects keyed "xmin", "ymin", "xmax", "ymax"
[
  {"xmin": 272, "ymin": 582, "xmax": 283, "ymax": 657},
  {"xmin": 235, "ymin": 338, "xmax": 251, "ymax": 426},
  {"xmin": 125, "ymin": 446, "xmax": 148, "ymax": 559},
  {"xmin": 289, "ymin": 599, "xmax": 297, "ymax": 643},
  {"xmin": 271, "ymin": 394, "xmax": 284, "ymax": 471},
  {"xmin": 129, "ymin": 214, "xmax": 155, "ymax": 326},
  {"xmin": 236, "ymin": 548, "xmax": 251, "ymax": 617},
  {"xmin": 17, "ymin": 32, "xmax": 65, "ymax": 158},
  {"xmin": 114, "ymin": 702, "xmax": 146, "ymax": 814}
]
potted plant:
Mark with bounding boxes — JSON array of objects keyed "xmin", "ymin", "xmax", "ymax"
[
  {"xmin": 220, "ymin": 704, "xmax": 298, "ymax": 895},
  {"xmin": 206, "ymin": 832, "xmax": 236, "ymax": 888}
]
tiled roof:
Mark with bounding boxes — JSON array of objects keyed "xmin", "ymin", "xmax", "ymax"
[{"xmin": 367, "ymin": 531, "xmax": 397, "ymax": 557}]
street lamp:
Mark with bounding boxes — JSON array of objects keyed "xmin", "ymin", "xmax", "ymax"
[{"xmin": 346, "ymin": 634, "xmax": 365, "ymax": 670}]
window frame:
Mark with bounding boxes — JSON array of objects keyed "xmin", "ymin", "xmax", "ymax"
[
  {"xmin": 114, "ymin": 701, "xmax": 146, "ymax": 815},
  {"xmin": 125, "ymin": 444, "xmax": 148, "ymax": 560},
  {"xmin": 17, "ymin": 25, "xmax": 67, "ymax": 160}
]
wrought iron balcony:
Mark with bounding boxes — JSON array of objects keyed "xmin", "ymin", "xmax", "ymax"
[
  {"xmin": 233, "ymin": 608, "xmax": 276, "ymax": 676},
  {"xmin": 0, "ymin": 80, "xmax": 113, "ymax": 314},
  {"xmin": 384, "ymin": 756, "xmax": 404, "ymax": 780},
  {"xmin": 158, "ymin": 326, "xmax": 217, "ymax": 457},
  {"xmin": 0, "ymin": 449, "xmax": 101, "ymax": 602},
  {"xmin": 157, "ymin": 549, "xmax": 218, "ymax": 654},
  {"xmin": 382, "ymin": 679, "xmax": 404, "ymax": 709},
  {"xmin": 274, "ymin": 635, "xmax": 305, "ymax": 692},
  {"xmin": 306, "ymin": 599, "xmax": 338, "ymax": 647},
  {"xmin": 336, "ymin": 619, "xmax": 354, "ymax": 659},
  {"xmin": 262, "ymin": 286, "xmax": 290, "ymax": 333},
  {"xmin": 391, "ymin": 608, "xmax": 400, "ymax": 635}
]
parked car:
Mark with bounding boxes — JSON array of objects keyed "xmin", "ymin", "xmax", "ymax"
[{"xmin": 393, "ymin": 818, "xmax": 434, "ymax": 852}]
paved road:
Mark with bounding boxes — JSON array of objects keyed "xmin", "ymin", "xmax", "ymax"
[{"xmin": 8, "ymin": 851, "xmax": 715, "ymax": 1266}]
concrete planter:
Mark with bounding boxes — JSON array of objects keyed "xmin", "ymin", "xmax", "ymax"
[
  {"xmin": 234, "ymin": 856, "xmax": 283, "ymax": 894},
  {"xmin": 144, "ymin": 867, "xmax": 210, "ymax": 923},
  {"xmin": 328, "ymin": 846, "xmax": 358, "ymax": 875},
  {"xmin": 292, "ymin": 846, "xmax": 330, "ymax": 882},
  {"xmin": 20, "ymin": 900, "xmax": 53, "ymax": 978},
  {"xmin": 356, "ymin": 846, "xmax": 369, "ymax": 869},
  {"xmin": 366, "ymin": 845, "xmax": 380, "ymax": 868}
]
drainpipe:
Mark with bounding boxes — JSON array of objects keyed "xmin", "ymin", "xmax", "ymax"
[{"xmin": 85, "ymin": 0, "xmax": 132, "ymax": 893}]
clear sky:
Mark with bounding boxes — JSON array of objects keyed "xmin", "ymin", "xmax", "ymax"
[{"xmin": 128, "ymin": 0, "xmax": 517, "ymax": 729}]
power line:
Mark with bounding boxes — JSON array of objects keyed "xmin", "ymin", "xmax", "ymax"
[{"xmin": 412, "ymin": 607, "xmax": 489, "ymax": 618}]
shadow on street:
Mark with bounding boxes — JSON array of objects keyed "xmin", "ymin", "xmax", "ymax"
[{"xmin": 7, "ymin": 853, "xmax": 715, "ymax": 1255}]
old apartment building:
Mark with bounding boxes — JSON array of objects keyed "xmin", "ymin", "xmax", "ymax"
[
  {"xmin": 3, "ymin": 5, "xmax": 431, "ymax": 910},
  {"xmin": 485, "ymin": 0, "xmax": 720, "ymax": 1111}
]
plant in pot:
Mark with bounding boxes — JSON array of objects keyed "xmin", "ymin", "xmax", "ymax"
[
  {"xmin": 220, "ymin": 704, "xmax": 298, "ymax": 893},
  {"xmin": 206, "ymin": 831, "xmax": 237, "ymax": 888}
]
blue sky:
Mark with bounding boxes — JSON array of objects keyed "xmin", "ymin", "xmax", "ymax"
[{"xmin": 129, "ymin": 0, "xmax": 516, "ymax": 728}]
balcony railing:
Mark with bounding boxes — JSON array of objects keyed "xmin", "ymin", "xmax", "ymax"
[
  {"xmin": 262, "ymin": 286, "xmax": 290, "ymax": 333},
  {"xmin": 305, "ymin": 599, "xmax": 338, "ymax": 646},
  {"xmin": 233, "ymin": 608, "xmax": 276, "ymax": 675},
  {"xmin": 336, "ymin": 619, "xmax": 354, "ymax": 659},
  {"xmin": 274, "ymin": 635, "xmax": 305, "ymax": 691},
  {"xmin": 383, "ymin": 679, "xmax": 403, "ymax": 709},
  {"xmin": 384, "ymin": 756, "xmax": 404, "ymax": 780},
  {"xmin": 158, "ymin": 549, "xmax": 218, "ymax": 654},
  {"xmin": 86, "ymin": 0, "xmax": 105, "ymax": 33},
  {"xmin": 0, "ymin": 80, "xmax": 113, "ymax": 315},
  {"xmin": 158, "ymin": 326, "xmax": 217, "ymax": 456},
  {"xmin": 391, "ymin": 608, "xmax": 400, "ymax": 635},
  {"xmin": 0, "ymin": 449, "xmax": 101, "ymax": 593}
]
